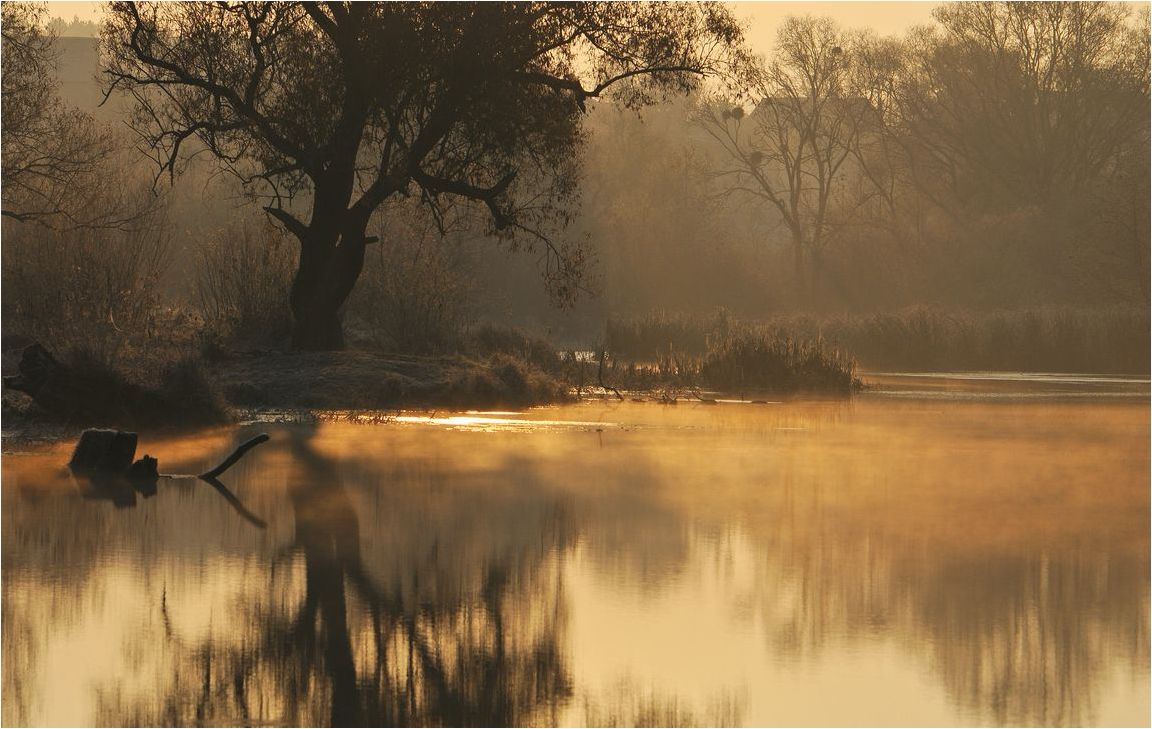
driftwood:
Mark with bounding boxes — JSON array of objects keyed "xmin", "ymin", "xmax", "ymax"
[{"xmin": 66, "ymin": 428, "xmax": 269, "ymax": 527}]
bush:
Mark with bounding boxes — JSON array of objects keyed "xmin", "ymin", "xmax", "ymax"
[
  {"xmin": 606, "ymin": 308, "xmax": 734, "ymax": 360},
  {"xmin": 195, "ymin": 220, "xmax": 295, "ymax": 347},
  {"xmin": 464, "ymin": 324, "xmax": 563, "ymax": 373},
  {"xmin": 606, "ymin": 306, "xmax": 1150, "ymax": 374},
  {"xmin": 438, "ymin": 354, "xmax": 570, "ymax": 407},
  {"xmin": 345, "ymin": 204, "xmax": 473, "ymax": 353},
  {"xmin": 1, "ymin": 217, "xmax": 168, "ymax": 363},
  {"xmin": 700, "ymin": 332, "xmax": 859, "ymax": 394},
  {"xmin": 9, "ymin": 344, "xmax": 230, "ymax": 428}
]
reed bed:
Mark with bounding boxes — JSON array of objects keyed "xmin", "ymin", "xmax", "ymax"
[{"xmin": 606, "ymin": 306, "xmax": 1149, "ymax": 374}]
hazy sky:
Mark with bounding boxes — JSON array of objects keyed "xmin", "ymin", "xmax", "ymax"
[{"xmin": 46, "ymin": 1, "xmax": 942, "ymax": 49}]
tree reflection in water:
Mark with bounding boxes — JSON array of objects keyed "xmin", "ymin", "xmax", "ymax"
[{"xmin": 99, "ymin": 427, "xmax": 573, "ymax": 727}]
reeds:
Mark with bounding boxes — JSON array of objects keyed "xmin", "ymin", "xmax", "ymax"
[
  {"xmin": 699, "ymin": 332, "xmax": 859, "ymax": 394},
  {"xmin": 606, "ymin": 306, "xmax": 1150, "ymax": 374}
]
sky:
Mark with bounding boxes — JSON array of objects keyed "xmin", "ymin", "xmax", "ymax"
[{"xmin": 45, "ymin": 1, "xmax": 942, "ymax": 48}]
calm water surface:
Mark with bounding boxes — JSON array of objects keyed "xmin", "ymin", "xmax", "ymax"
[{"xmin": 3, "ymin": 374, "xmax": 1149, "ymax": 727}]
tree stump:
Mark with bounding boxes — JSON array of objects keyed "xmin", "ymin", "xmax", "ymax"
[{"xmin": 69, "ymin": 429, "xmax": 139, "ymax": 475}]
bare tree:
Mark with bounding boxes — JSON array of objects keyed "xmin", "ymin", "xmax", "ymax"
[
  {"xmin": 102, "ymin": 2, "xmax": 745, "ymax": 350},
  {"xmin": 696, "ymin": 16, "xmax": 879, "ymax": 304},
  {"xmin": 894, "ymin": 2, "xmax": 1148, "ymax": 210}
]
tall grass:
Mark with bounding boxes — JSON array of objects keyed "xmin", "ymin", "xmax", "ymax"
[
  {"xmin": 2, "ymin": 217, "xmax": 169, "ymax": 363},
  {"xmin": 582, "ymin": 329, "xmax": 859, "ymax": 396},
  {"xmin": 700, "ymin": 333, "xmax": 858, "ymax": 394},
  {"xmin": 606, "ymin": 306, "xmax": 1150, "ymax": 374}
]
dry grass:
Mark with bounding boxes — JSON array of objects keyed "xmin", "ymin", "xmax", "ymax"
[
  {"xmin": 1, "ymin": 217, "xmax": 169, "ymax": 364},
  {"xmin": 5, "ymin": 344, "xmax": 230, "ymax": 429},
  {"xmin": 699, "ymin": 332, "xmax": 859, "ymax": 394},
  {"xmin": 606, "ymin": 306, "xmax": 1150, "ymax": 374}
]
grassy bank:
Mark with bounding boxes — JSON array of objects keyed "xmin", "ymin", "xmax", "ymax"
[
  {"xmin": 606, "ymin": 306, "xmax": 1150, "ymax": 375},
  {"xmin": 214, "ymin": 349, "xmax": 570, "ymax": 411},
  {"xmin": 2, "ymin": 319, "xmax": 864, "ymax": 433},
  {"xmin": 1, "ymin": 327, "xmax": 574, "ymax": 432},
  {"xmin": 569, "ymin": 330, "xmax": 859, "ymax": 398}
]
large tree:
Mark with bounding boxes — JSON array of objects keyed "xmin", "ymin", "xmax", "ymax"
[{"xmin": 103, "ymin": 1, "xmax": 744, "ymax": 349}]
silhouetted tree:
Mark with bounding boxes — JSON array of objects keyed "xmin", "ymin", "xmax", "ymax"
[{"xmin": 103, "ymin": 2, "xmax": 745, "ymax": 349}]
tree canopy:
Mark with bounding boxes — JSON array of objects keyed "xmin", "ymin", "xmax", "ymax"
[{"xmin": 103, "ymin": 1, "xmax": 745, "ymax": 348}]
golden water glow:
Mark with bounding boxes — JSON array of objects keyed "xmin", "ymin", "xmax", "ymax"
[{"xmin": 2, "ymin": 377, "xmax": 1148, "ymax": 726}]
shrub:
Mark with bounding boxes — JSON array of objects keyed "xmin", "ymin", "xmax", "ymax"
[
  {"xmin": 345, "ymin": 205, "xmax": 473, "ymax": 353},
  {"xmin": 700, "ymin": 332, "xmax": 859, "ymax": 394},
  {"xmin": 1, "ymin": 217, "xmax": 168, "ymax": 363},
  {"xmin": 606, "ymin": 308, "xmax": 734, "ymax": 359},
  {"xmin": 10, "ymin": 344, "xmax": 230, "ymax": 428},
  {"xmin": 465, "ymin": 324, "xmax": 563, "ymax": 373},
  {"xmin": 195, "ymin": 220, "xmax": 295, "ymax": 347},
  {"xmin": 606, "ymin": 306, "xmax": 1150, "ymax": 374}
]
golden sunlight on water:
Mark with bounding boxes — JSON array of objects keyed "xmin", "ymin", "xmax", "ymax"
[{"xmin": 2, "ymin": 375, "xmax": 1148, "ymax": 727}]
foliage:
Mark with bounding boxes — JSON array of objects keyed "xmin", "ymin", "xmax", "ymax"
[
  {"xmin": 464, "ymin": 324, "xmax": 564, "ymax": 374},
  {"xmin": 606, "ymin": 306, "xmax": 1151, "ymax": 375},
  {"xmin": 55, "ymin": 346, "xmax": 229, "ymax": 427},
  {"xmin": 344, "ymin": 203, "xmax": 473, "ymax": 354},
  {"xmin": 1, "ymin": 203, "xmax": 169, "ymax": 363},
  {"xmin": 700, "ymin": 331, "xmax": 859, "ymax": 394},
  {"xmin": 902, "ymin": 2, "xmax": 1148, "ymax": 210},
  {"xmin": 694, "ymin": 16, "xmax": 898, "ymax": 302},
  {"xmin": 691, "ymin": 3, "xmax": 1149, "ymax": 309},
  {"xmin": 606, "ymin": 309, "xmax": 734, "ymax": 360}
]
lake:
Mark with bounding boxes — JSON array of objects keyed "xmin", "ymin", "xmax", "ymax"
[{"xmin": 2, "ymin": 373, "xmax": 1149, "ymax": 727}]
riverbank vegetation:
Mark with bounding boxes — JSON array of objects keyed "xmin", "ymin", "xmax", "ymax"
[{"xmin": 606, "ymin": 307, "xmax": 1151, "ymax": 375}]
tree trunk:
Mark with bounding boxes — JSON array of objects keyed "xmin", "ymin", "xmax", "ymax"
[
  {"xmin": 292, "ymin": 303, "xmax": 346, "ymax": 350},
  {"xmin": 791, "ymin": 226, "xmax": 807, "ymax": 306},
  {"xmin": 289, "ymin": 224, "xmax": 369, "ymax": 351},
  {"xmin": 809, "ymin": 246, "xmax": 823, "ymax": 311}
]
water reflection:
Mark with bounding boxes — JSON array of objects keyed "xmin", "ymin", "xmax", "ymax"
[
  {"xmin": 2, "ymin": 394, "xmax": 1148, "ymax": 727},
  {"xmin": 71, "ymin": 426, "xmax": 573, "ymax": 727}
]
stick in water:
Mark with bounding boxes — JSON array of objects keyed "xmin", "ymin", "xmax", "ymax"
[
  {"xmin": 200, "ymin": 476, "xmax": 268, "ymax": 529},
  {"xmin": 198, "ymin": 433, "xmax": 270, "ymax": 480}
]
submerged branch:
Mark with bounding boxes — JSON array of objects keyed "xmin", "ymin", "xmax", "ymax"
[{"xmin": 597, "ymin": 350, "xmax": 624, "ymax": 401}]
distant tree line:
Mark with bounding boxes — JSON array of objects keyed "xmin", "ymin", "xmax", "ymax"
[{"xmin": 694, "ymin": 4, "xmax": 1149, "ymax": 309}]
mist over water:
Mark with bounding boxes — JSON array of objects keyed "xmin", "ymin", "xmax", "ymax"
[{"xmin": 3, "ymin": 376, "xmax": 1147, "ymax": 727}]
